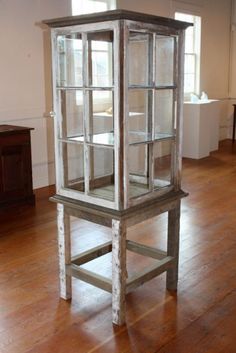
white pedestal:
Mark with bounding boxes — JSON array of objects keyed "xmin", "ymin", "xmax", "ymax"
[{"xmin": 182, "ymin": 100, "xmax": 220, "ymax": 159}]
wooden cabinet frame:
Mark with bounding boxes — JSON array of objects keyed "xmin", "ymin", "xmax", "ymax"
[{"xmin": 44, "ymin": 9, "xmax": 191, "ymax": 325}]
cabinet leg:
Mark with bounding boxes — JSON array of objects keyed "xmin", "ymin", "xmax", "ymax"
[
  {"xmin": 166, "ymin": 201, "xmax": 181, "ymax": 291},
  {"xmin": 112, "ymin": 219, "xmax": 127, "ymax": 325},
  {"xmin": 57, "ymin": 203, "xmax": 72, "ymax": 300}
]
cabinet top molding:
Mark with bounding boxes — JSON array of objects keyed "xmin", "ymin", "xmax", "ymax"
[
  {"xmin": 43, "ymin": 9, "xmax": 192, "ymax": 29},
  {"xmin": 0, "ymin": 125, "xmax": 34, "ymax": 135}
]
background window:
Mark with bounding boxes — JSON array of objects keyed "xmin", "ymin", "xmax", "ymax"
[
  {"xmin": 175, "ymin": 12, "xmax": 201, "ymax": 99},
  {"xmin": 72, "ymin": 0, "xmax": 115, "ymax": 15}
]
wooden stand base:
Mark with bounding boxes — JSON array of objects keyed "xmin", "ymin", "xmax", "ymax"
[{"xmin": 51, "ymin": 190, "xmax": 186, "ymax": 325}]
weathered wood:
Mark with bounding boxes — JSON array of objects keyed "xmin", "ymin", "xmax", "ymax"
[
  {"xmin": 71, "ymin": 241, "xmax": 112, "ymax": 266},
  {"xmin": 50, "ymin": 189, "xmax": 187, "ymax": 227},
  {"xmin": 127, "ymin": 196, "xmax": 179, "ymax": 227},
  {"xmin": 59, "ymin": 186, "xmax": 116, "ymax": 209},
  {"xmin": 174, "ymin": 29, "xmax": 185, "ymax": 191},
  {"xmin": 68, "ymin": 264, "xmax": 112, "ymax": 293},
  {"xmin": 82, "ymin": 32, "xmax": 90, "ymax": 196},
  {"xmin": 147, "ymin": 33, "xmax": 154, "ymax": 191},
  {"xmin": 117, "ymin": 20, "xmax": 128, "ymax": 210},
  {"xmin": 126, "ymin": 240, "xmax": 167, "ymax": 260},
  {"xmin": 166, "ymin": 201, "xmax": 180, "ymax": 290},
  {"xmin": 87, "ymin": 39, "xmax": 95, "ymax": 191},
  {"xmin": 114, "ymin": 21, "xmax": 121, "ymax": 210},
  {"xmin": 57, "ymin": 203, "xmax": 71, "ymax": 299},
  {"xmin": 43, "ymin": 9, "xmax": 191, "ymax": 30},
  {"xmin": 46, "ymin": 12, "xmax": 189, "ymax": 327},
  {"xmin": 112, "ymin": 219, "xmax": 127, "ymax": 325},
  {"xmin": 51, "ymin": 30, "xmax": 63, "ymax": 193},
  {"xmin": 64, "ymin": 205, "xmax": 112, "ymax": 227},
  {"xmin": 126, "ymin": 256, "xmax": 174, "ymax": 294},
  {"xmin": 61, "ymin": 90, "xmax": 69, "ymax": 187}
]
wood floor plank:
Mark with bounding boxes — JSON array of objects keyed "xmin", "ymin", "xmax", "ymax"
[{"xmin": 0, "ymin": 140, "xmax": 235, "ymax": 353}]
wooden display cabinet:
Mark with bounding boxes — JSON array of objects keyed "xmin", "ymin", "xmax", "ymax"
[
  {"xmin": 0, "ymin": 125, "xmax": 35, "ymax": 209},
  {"xmin": 44, "ymin": 10, "xmax": 191, "ymax": 325}
]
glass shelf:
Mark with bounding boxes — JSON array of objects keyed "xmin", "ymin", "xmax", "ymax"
[
  {"xmin": 93, "ymin": 111, "xmax": 144, "ymax": 118},
  {"xmin": 56, "ymin": 86, "xmax": 114, "ymax": 90},
  {"xmin": 70, "ymin": 132, "xmax": 114, "ymax": 146},
  {"xmin": 63, "ymin": 131, "xmax": 174, "ymax": 147},
  {"xmin": 128, "ymin": 85, "xmax": 177, "ymax": 90},
  {"xmin": 129, "ymin": 132, "xmax": 174, "ymax": 145}
]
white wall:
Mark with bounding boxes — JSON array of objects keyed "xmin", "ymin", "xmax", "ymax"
[{"xmin": 0, "ymin": 0, "xmax": 71, "ymax": 189}]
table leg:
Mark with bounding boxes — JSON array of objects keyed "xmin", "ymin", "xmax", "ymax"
[
  {"xmin": 57, "ymin": 203, "xmax": 72, "ymax": 300},
  {"xmin": 112, "ymin": 219, "xmax": 127, "ymax": 325},
  {"xmin": 166, "ymin": 201, "xmax": 181, "ymax": 291}
]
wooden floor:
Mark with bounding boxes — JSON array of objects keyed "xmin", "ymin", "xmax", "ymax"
[{"xmin": 0, "ymin": 139, "xmax": 236, "ymax": 353}]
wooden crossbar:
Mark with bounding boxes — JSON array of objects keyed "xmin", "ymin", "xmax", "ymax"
[
  {"xmin": 126, "ymin": 256, "xmax": 174, "ymax": 294},
  {"xmin": 67, "ymin": 264, "xmax": 112, "ymax": 293},
  {"xmin": 68, "ymin": 241, "xmax": 174, "ymax": 298},
  {"xmin": 71, "ymin": 241, "xmax": 112, "ymax": 266},
  {"xmin": 126, "ymin": 240, "xmax": 167, "ymax": 260}
]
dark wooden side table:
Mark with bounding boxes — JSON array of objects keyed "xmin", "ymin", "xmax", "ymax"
[
  {"xmin": 233, "ymin": 105, "xmax": 236, "ymax": 143},
  {"xmin": 0, "ymin": 125, "xmax": 35, "ymax": 209}
]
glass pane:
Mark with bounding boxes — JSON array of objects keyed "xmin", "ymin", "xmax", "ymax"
[
  {"xmin": 128, "ymin": 90, "xmax": 152, "ymax": 144},
  {"xmin": 62, "ymin": 142, "xmax": 84, "ymax": 192},
  {"xmin": 154, "ymin": 90, "xmax": 174, "ymax": 138},
  {"xmin": 156, "ymin": 35, "xmax": 175, "ymax": 86},
  {"xmin": 185, "ymin": 26, "xmax": 194, "ymax": 53},
  {"xmin": 60, "ymin": 90, "xmax": 84, "ymax": 139},
  {"xmin": 129, "ymin": 32, "xmax": 152, "ymax": 86},
  {"xmin": 185, "ymin": 54, "xmax": 195, "ymax": 74},
  {"xmin": 153, "ymin": 140, "xmax": 172, "ymax": 189},
  {"xmin": 129, "ymin": 144, "xmax": 149, "ymax": 198},
  {"xmin": 88, "ymin": 146, "xmax": 114, "ymax": 201},
  {"xmin": 87, "ymin": 90, "xmax": 114, "ymax": 144},
  {"xmin": 57, "ymin": 34, "xmax": 82, "ymax": 87},
  {"xmin": 184, "ymin": 73, "xmax": 195, "ymax": 93},
  {"xmin": 88, "ymin": 31, "xmax": 113, "ymax": 87}
]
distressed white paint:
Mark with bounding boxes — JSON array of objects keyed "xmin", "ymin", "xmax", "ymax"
[
  {"xmin": 57, "ymin": 203, "xmax": 72, "ymax": 300},
  {"xmin": 112, "ymin": 219, "xmax": 127, "ymax": 325}
]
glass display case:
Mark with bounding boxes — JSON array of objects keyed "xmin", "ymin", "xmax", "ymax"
[
  {"xmin": 44, "ymin": 10, "xmax": 191, "ymax": 326},
  {"xmin": 44, "ymin": 10, "xmax": 190, "ymax": 211}
]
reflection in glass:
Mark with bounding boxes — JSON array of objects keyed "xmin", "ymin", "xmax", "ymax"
[
  {"xmin": 63, "ymin": 142, "xmax": 84, "ymax": 192},
  {"xmin": 88, "ymin": 31, "xmax": 113, "ymax": 87},
  {"xmin": 156, "ymin": 35, "xmax": 175, "ymax": 86},
  {"xmin": 154, "ymin": 90, "xmax": 174, "ymax": 136},
  {"xmin": 129, "ymin": 144, "xmax": 149, "ymax": 198},
  {"xmin": 128, "ymin": 90, "xmax": 151, "ymax": 144},
  {"xmin": 129, "ymin": 32, "xmax": 152, "ymax": 86},
  {"xmin": 153, "ymin": 140, "xmax": 172, "ymax": 189},
  {"xmin": 57, "ymin": 34, "xmax": 82, "ymax": 87},
  {"xmin": 88, "ymin": 146, "xmax": 114, "ymax": 201},
  {"xmin": 87, "ymin": 90, "xmax": 113, "ymax": 142},
  {"xmin": 60, "ymin": 90, "xmax": 83, "ymax": 139}
]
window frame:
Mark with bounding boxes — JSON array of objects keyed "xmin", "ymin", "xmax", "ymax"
[
  {"xmin": 71, "ymin": 0, "xmax": 116, "ymax": 16},
  {"xmin": 175, "ymin": 12, "xmax": 201, "ymax": 100}
]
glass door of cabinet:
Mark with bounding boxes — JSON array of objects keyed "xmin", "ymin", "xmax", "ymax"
[
  {"xmin": 55, "ymin": 28, "xmax": 115, "ymax": 204},
  {"xmin": 127, "ymin": 29, "xmax": 177, "ymax": 201}
]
